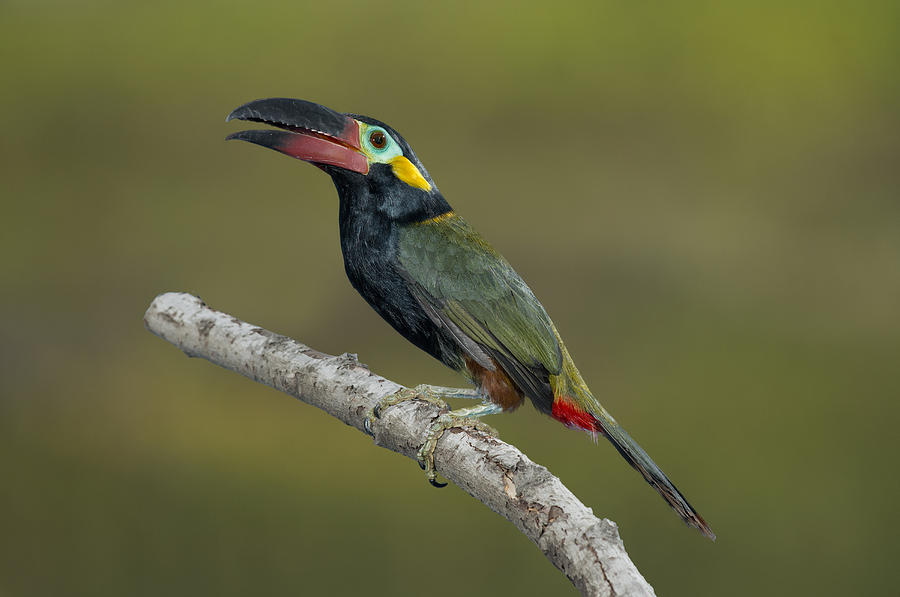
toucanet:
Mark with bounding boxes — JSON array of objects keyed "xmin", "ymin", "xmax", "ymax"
[{"xmin": 226, "ymin": 98, "xmax": 715, "ymax": 540}]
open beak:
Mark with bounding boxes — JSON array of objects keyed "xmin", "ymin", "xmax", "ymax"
[{"xmin": 226, "ymin": 98, "xmax": 368, "ymax": 174}]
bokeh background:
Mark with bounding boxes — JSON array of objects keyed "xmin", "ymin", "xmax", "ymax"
[{"xmin": 2, "ymin": 1, "xmax": 898, "ymax": 595}]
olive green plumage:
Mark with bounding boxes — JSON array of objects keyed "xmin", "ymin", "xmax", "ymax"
[
  {"xmin": 398, "ymin": 213, "xmax": 713, "ymax": 540},
  {"xmin": 398, "ymin": 213, "xmax": 604, "ymax": 414},
  {"xmin": 398, "ymin": 214, "xmax": 561, "ymax": 398}
]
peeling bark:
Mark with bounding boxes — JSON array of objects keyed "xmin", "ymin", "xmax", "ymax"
[{"xmin": 144, "ymin": 292, "xmax": 656, "ymax": 596}]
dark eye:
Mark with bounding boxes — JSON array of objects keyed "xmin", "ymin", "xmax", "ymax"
[{"xmin": 370, "ymin": 130, "xmax": 387, "ymax": 149}]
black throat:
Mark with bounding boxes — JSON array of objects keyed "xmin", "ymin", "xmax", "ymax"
[{"xmin": 326, "ymin": 169, "xmax": 462, "ymax": 370}]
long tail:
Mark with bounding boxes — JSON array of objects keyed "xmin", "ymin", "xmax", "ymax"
[
  {"xmin": 553, "ymin": 396, "xmax": 716, "ymax": 540},
  {"xmin": 549, "ymin": 332, "xmax": 716, "ymax": 540}
]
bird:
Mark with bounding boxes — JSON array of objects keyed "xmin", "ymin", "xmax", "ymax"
[{"xmin": 226, "ymin": 97, "xmax": 715, "ymax": 540}]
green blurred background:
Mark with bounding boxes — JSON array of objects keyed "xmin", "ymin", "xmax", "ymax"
[{"xmin": 2, "ymin": 1, "xmax": 898, "ymax": 595}]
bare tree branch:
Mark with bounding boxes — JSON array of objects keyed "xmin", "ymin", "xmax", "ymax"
[{"xmin": 143, "ymin": 292, "xmax": 656, "ymax": 596}]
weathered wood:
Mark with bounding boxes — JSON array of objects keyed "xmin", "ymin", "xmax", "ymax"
[{"xmin": 144, "ymin": 292, "xmax": 655, "ymax": 596}]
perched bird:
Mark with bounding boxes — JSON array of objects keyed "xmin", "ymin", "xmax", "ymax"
[{"xmin": 226, "ymin": 98, "xmax": 715, "ymax": 540}]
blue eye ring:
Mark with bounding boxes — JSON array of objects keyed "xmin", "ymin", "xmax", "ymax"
[{"xmin": 369, "ymin": 129, "xmax": 388, "ymax": 150}]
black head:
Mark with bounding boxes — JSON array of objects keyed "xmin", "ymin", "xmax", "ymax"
[{"xmin": 227, "ymin": 98, "xmax": 450, "ymax": 223}]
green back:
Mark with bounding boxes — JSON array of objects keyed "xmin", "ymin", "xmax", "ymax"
[{"xmin": 397, "ymin": 214, "xmax": 563, "ymax": 378}]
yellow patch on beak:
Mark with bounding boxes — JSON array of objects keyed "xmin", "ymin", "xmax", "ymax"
[{"xmin": 390, "ymin": 156, "xmax": 432, "ymax": 191}]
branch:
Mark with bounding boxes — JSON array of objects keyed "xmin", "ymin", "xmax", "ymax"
[{"xmin": 144, "ymin": 292, "xmax": 655, "ymax": 597}]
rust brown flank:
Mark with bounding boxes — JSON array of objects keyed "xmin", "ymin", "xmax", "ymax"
[{"xmin": 464, "ymin": 355, "xmax": 525, "ymax": 411}]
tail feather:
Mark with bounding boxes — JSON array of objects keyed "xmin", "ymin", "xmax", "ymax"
[
  {"xmin": 548, "ymin": 327, "xmax": 715, "ymax": 540},
  {"xmin": 552, "ymin": 396, "xmax": 716, "ymax": 540},
  {"xmin": 598, "ymin": 414, "xmax": 716, "ymax": 541}
]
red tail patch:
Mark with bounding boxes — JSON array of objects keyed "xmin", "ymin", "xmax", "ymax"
[{"xmin": 551, "ymin": 397, "xmax": 599, "ymax": 432}]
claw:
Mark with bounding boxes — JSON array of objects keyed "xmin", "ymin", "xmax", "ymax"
[
  {"xmin": 365, "ymin": 385, "xmax": 497, "ymax": 489},
  {"xmin": 364, "ymin": 404, "xmax": 381, "ymax": 437},
  {"xmin": 416, "ymin": 408, "xmax": 500, "ymax": 491}
]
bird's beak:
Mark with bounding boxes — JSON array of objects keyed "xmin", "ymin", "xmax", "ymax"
[{"xmin": 226, "ymin": 98, "xmax": 368, "ymax": 174}]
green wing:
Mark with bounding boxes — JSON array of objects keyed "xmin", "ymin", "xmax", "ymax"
[{"xmin": 397, "ymin": 214, "xmax": 563, "ymax": 394}]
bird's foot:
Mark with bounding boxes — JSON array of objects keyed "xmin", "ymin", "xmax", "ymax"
[
  {"xmin": 417, "ymin": 404, "xmax": 502, "ymax": 488},
  {"xmin": 365, "ymin": 384, "xmax": 465, "ymax": 436}
]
